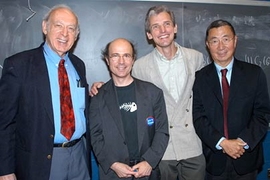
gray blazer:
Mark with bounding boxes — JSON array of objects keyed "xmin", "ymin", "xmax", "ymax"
[{"xmin": 132, "ymin": 43, "xmax": 205, "ymax": 160}]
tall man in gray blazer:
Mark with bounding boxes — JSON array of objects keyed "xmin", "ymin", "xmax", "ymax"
[
  {"xmin": 90, "ymin": 38, "xmax": 169, "ymax": 180},
  {"xmin": 132, "ymin": 5, "xmax": 206, "ymax": 180}
]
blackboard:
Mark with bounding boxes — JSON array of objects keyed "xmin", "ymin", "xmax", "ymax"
[
  {"xmin": 1, "ymin": 1, "xmax": 270, "ymax": 179},
  {"xmin": 1, "ymin": 0, "xmax": 270, "ymax": 90}
]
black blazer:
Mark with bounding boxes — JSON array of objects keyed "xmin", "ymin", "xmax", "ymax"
[
  {"xmin": 0, "ymin": 44, "xmax": 90, "ymax": 180},
  {"xmin": 90, "ymin": 78, "xmax": 169, "ymax": 180},
  {"xmin": 193, "ymin": 59, "xmax": 270, "ymax": 175}
]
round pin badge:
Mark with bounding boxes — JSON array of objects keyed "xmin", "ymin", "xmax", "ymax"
[{"xmin": 146, "ymin": 116, "xmax": 155, "ymax": 126}]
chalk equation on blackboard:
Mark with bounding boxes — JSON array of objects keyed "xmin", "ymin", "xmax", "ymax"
[
  {"xmin": 245, "ymin": 55, "xmax": 270, "ymax": 67},
  {"xmin": 195, "ymin": 12, "xmax": 256, "ymax": 27},
  {"xmin": 195, "ymin": 13, "xmax": 221, "ymax": 23}
]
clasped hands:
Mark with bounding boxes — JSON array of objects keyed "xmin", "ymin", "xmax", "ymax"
[
  {"xmin": 110, "ymin": 161, "xmax": 152, "ymax": 179},
  {"xmin": 220, "ymin": 138, "xmax": 247, "ymax": 159}
]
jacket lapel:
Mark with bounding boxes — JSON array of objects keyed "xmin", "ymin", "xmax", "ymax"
[
  {"xmin": 229, "ymin": 59, "xmax": 245, "ymax": 105},
  {"xmin": 147, "ymin": 52, "xmax": 176, "ymax": 105},
  {"xmin": 134, "ymin": 80, "xmax": 148, "ymax": 150},
  {"xmin": 103, "ymin": 80, "xmax": 125, "ymax": 139},
  {"xmin": 32, "ymin": 45, "xmax": 54, "ymax": 125},
  {"xmin": 206, "ymin": 63, "xmax": 223, "ymax": 105},
  {"xmin": 69, "ymin": 55, "xmax": 84, "ymax": 84}
]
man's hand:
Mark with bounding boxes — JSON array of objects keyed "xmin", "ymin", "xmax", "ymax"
[
  {"xmin": 0, "ymin": 173, "xmax": 17, "ymax": 180},
  {"xmin": 132, "ymin": 161, "xmax": 152, "ymax": 178},
  {"xmin": 89, "ymin": 82, "xmax": 104, "ymax": 97},
  {"xmin": 220, "ymin": 139, "xmax": 247, "ymax": 159},
  {"xmin": 110, "ymin": 162, "xmax": 136, "ymax": 178}
]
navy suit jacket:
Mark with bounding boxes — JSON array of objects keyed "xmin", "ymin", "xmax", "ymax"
[
  {"xmin": 193, "ymin": 59, "xmax": 270, "ymax": 175},
  {"xmin": 90, "ymin": 78, "xmax": 169, "ymax": 180},
  {"xmin": 0, "ymin": 44, "xmax": 90, "ymax": 180}
]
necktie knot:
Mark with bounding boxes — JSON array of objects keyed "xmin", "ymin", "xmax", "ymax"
[
  {"xmin": 59, "ymin": 59, "xmax": 65, "ymax": 66},
  {"xmin": 221, "ymin": 69, "xmax": 228, "ymax": 77}
]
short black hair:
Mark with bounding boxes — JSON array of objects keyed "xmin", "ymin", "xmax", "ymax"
[{"xmin": 205, "ymin": 19, "xmax": 236, "ymax": 41}]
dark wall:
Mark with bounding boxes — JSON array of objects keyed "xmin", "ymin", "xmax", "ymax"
[{"xmin": 0, "ymin": 0, "xmax": 270, "ymax": 88}]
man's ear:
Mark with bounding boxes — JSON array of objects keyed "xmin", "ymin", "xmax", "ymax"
[
  {"xmin": 105, "ymin": 58, "xmax": 109, "ymax": 66},
  {"xmin": 146, "ymin": 32, "xmax": 153, "ymax": 40},
  {"xmin": 42, "ymin": 21, "xmax": 48, "ymax": 35},
  {"xmin": 174, "ymin": 24, "xmax": 178, "ymax": 34},
  {"xmin": 233, "ymin": 35, "xmax": 238, "ymax": 48},
  {"xmin": 206, "ymin": 41, "xmax": 209, "ymax": 49}
]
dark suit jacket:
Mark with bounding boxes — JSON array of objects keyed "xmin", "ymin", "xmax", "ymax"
[
  {"xmin": 193, "ymin": 59, "xmax": 270, "ymax": 175},
  {"xmin": 0, "ymin": 44, "xmax": 90, "ymax": 180},
  {"xmin": 90, "ymin": 78, "xmax": 169, "ymax": 180}
]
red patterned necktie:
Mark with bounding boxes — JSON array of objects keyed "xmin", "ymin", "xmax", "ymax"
[
  {"xmin": 58, "ymin": 59, "xmax": 75, "ymax": 141},
  {"xmin": 221, "ymin": 69, "xmax": 229, "ymax": 139}
]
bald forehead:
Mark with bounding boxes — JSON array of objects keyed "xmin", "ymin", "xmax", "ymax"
[
  {"xmin": 111, "ymin": 39, "xmax": 131, "ymax": 47},
  {"xmin": 109, "ymin": 39, "xmax": 133, "ymax": 52},
  {"xmin": 49, "ymin": 7, "xmax": 78, "ymax": 24}
]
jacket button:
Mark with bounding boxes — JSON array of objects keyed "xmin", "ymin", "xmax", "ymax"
[
  {"xmin": 47, "ymin": 155, "xmax": 52, "ymax": 159},
  {"xmin": 185, "ymin": 124, "xmax": 188, "ymax": 127},
  {"xmin": 50, "ymin": 134, "xmax": 54, "ymax": 138},
  {"xmin": 170, "ymin": 125, "xmax": 173, "ymax": 128}
]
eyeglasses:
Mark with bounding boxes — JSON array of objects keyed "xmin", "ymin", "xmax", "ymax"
[
  {"xmin": 109, "ymin": 53, "xmax": 133, "ymax": 61},
  {"xmin": 208, "ymin": 37, "xmax": 234, "ymax": 47}
]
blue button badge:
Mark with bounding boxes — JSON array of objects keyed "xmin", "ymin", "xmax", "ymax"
[{"xmin": 146, "ymin": 116, "xmax": 154, "ymax": 126}]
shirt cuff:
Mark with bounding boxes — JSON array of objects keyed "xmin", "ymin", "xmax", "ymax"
[
  {"xmin": 216, "ymin": 137, "xmax": 226, "ymax": 150},
  {"xmin": 237, "ymin": 137, "xmax": 249, "ymax": 149}
]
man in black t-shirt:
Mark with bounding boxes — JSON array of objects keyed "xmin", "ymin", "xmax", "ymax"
[{"xmin": 90, "ymin": 38, "xmax": 169, "ymax": 180}]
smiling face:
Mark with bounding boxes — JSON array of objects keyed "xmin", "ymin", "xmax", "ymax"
[
  {"xmin": 106, "ymin": 38, "xmax": 135, "ymax": 86},
  {"xmin": 42, "ymin": 8, "xmax": 79, "ymax": 57},
  {"xmin": 146, "ymin": 11, "xmax": 177, "ymax": 51},
  {"xmin": 206, "ymin": 25, "xmax": 237, "ymax": 67}
]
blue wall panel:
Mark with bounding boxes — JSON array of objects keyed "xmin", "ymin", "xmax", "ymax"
[{"xmin": 258, "ymin": 130, "xmax": 270, "ymax": 180}]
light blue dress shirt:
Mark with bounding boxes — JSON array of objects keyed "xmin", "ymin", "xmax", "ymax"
[
  {"xmin": 214, "ymin": 58, "xmax": 248, "ymax": 150},
  {"xmin": 43, "ymin": 43, "xmax": 86, "ymax": 143}
]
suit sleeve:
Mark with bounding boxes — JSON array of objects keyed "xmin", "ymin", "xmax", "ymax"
[
  {"xmin": 238, "ymin": 68, "xmax": 270, "ymax": 150},
  {"xmin": 0, "ymin": 58, "xmax": 19, "ymax": 175},
  {"xmin": 192, "ymin": 71, "xmax": 223, "ymax": 151},
  {"xmin": 141, "ymin": 88, "xmax": 169, "ymax": 168},
  {"xmin": 90, "ymin": 93, "xmax": 121, "ymax": 173},
  {"xmin": 90, "ymin": 95, "xmax": 107, "ymax": 171}
]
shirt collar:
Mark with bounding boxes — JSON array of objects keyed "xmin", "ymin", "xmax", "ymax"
[
  {"xmin": 43, "ymin": 42, "xmax": 69, "ymax": 64},
  {"xmin": 154, "ymin": 42, "xmax": 181, "ymax": 63},
  {"xmin": 214, "ymin": 58, "xmax": 234, "ymax": 74}
]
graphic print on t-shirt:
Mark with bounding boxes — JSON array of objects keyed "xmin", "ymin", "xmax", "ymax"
[{"xmin": 119, "ymin": 102, "xmax": 137, "ymax": 112}]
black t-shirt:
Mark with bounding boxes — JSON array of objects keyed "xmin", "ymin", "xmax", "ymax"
[{"xmin": 116, "ymin": 81, "xmax": 140, "ymax": 160}]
